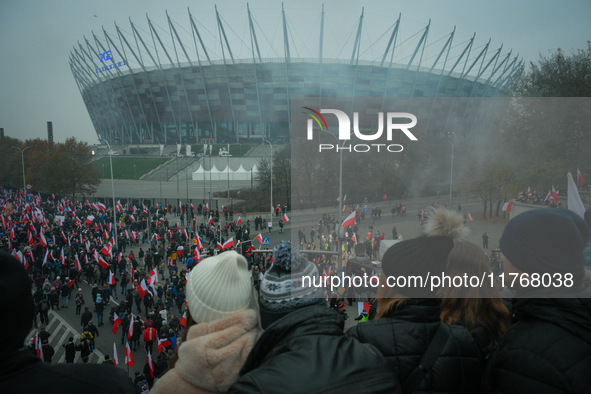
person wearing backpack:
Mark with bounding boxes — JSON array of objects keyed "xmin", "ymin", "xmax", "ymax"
[
  {"xmin": 75, "ymin": 288, "xmax": 85, "ymax": 315},
  {"xmin": 37, "ymin": 299, "xmax": 50, "ymax": 325}
]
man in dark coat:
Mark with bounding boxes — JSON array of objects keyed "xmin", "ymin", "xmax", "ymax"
[
  {"xmin": 482, "ymin": 209, "xmax": 591, "ymax": 393},
  {"xmin": 80, "ymin": 307, "xmax": 92, "ymax": 327},
  {"xmin": 62, "ymin": 337, "xmax": 77, "ymax": 363},
  {"xmin": 229, "ymin": 242, "xmax": 400, "ymax": 394}
]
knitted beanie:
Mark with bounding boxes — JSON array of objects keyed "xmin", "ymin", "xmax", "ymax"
[
  {"xmin": 259, "ymin": 241, "xmax": 325, "ymax": 329},
  {"xmin": 500, "ymin": 209, "xmax": 588, "ymax": 279},
  {"xmin": 185, "ymin": 251, "xmax": 253, "ymax": 324},
  {"xmin": 381, "ymin": 209, "xmax": 467, "ymax": 298}
]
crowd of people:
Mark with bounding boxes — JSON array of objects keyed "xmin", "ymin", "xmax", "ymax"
[{"xmin": 2, "ymin": 187, "xmax": 591, "ymax": 393}]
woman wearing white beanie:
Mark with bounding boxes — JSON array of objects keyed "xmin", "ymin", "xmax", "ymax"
[{"xmin": 152, "ymin": 251, "xmax": 260, "ymax": 394}]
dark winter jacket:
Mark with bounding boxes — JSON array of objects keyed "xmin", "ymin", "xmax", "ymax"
[
  {"xmin": 347, "ymin": 299, "xmax": 484, "ymax": 394},
  {"xmin": 63, "ymin": 341, "xmax": 77, "ymax": 362},
  {"xmin": 0, "ymin": 348, "xmax": 136, "ymax": 393},
  {"xmin": 482, "ymin": 288, "xmax": 591, "ymax": 394},
  {"xmin": 229, "ymin": 305, "xmax": 401, "ymax": 394}
]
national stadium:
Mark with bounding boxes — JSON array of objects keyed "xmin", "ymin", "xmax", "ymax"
[{"xmin": 69, "ymin": 5, "xmax": 522, "ymax": 145}]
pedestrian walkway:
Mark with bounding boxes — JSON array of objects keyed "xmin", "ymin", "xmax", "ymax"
[{"xmin": 28, "ymin": 310, "xmax": 106, "ymax": 364}]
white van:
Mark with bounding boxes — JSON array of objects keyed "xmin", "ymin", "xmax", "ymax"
[
  {"xmin": 219, "ymin": 151, "xmax": 232, "ymax": 157},
  {"xmin": 107, "ymin": 150, "xmax": 119, "ymax": 156}
]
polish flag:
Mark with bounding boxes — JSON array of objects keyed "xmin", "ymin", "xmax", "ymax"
[
  {"xmin": 131, "ymin": 231, "xmax": 136, "ymax": 242},
  {"xmin": 207, "ymin": 216, "xmax": 214, "ymax": 226},
  {"xmin": 351, "ymin": 233, "xmax": 357, "ymax": 244},
  {"xmin": 86, "ymin": 215, "xmax": 95, "ymax": 224},
  {"xmin": 97, "ymin": 202, "xmax": 106, "ymax": 211},
  {"xmin": 341, "ymin": 211, "xmax": 356, "ymax": 227},
  {"xmin": 193, "ymin": 248, "xmax": 200, "ymax": 261},
  {"xmin": 137, "ymin": 279, "xmax": 150, "ymax": 299},
  {"xmin": 222, "ymin": 238, "xmax": 234, "ymax": 250},
  {"xmin": 179, "ymin": 200, "xmax": 183, "ymax": 212},
  {"xmin": 97, "ymin": 256, "xmax": 109, "ymax": 269},
  {"xmin": 66, "ymin": 279, "xmax": 76, "ymax": 288},
  {"xmin": 157, "ymin": 338, "xmax": 171, "ymax": 354},
  {"xmin": 204, "ymin": 203, "xmax": 209, "ymax": 210},
  {"xmin": 74, "ymin": 255, "xmax": 82, "ymax": 271},
  {"xmin": 578, "ymin": 168, "xmax": 585, "ymax": 187},
  {"xmin": 236, "ymin": 216, "xmax": 242, "ymax": 225},
  {"xmin": 343, "ymin": 205, "xmax": 348, "ymax": 212},
  {"xmin": 183, "ymin": 230, "xmax": 188, "ymax": 240},
  {"xmin": 194, "ymin": 235, "xmax": 203, "ymax": 250},
  {"xmin": 147, "ymin": 352, "xmax": 155, "ymax": 378},
  {"xmin": 35, "ymin": 331, "xmax": 44, "ymax": 361},
  {"xmin": 466, "ymin": 213, "xmax": 473, "ymax": 222},
  {"xmin": 127, "ymin": 315, "xmax": 134, "ymax": 339},
  {"xmin": 217, "ymin": 241, "xmax": 224, "ymax": 250},
  {"xmin": 112, "ymin": 312, "xmax": 122, "ymax": 334},
  {"xmin": 190, "ymin": 203, "xmax": 195, "ymax": 210},
  {"xmin": 124, "ymin": 341, "xmax": 134, "ymax": 366},
  {"xmin": 502, "ymin": 201, "xmax": 513, "ymax": 212},
  {"xmin": 283, "ymin": 214, "xmax": 289, "ymax": 222},
  {"xmin": 383, "ymin": 194, "xmax": 387, "ymax": 200},
  {"xmin": 551, "ymin": 186, "xmax": 559, "ymax": 204},
  {"xmin": 40, "ymin": 233, "xmax": 47, "ymax": 247},
  {"xmin": 60, "ymin": 247, "xmax": 65, "ymax": 264},
  {"xmin": 108, "ymin": 270, "xmax": 116, "ymax": 286},
  {"xmin": 180, "ymin": 311, "xmax": 187, "ymax": 326},
  {"xmin": 256, "ymin": 234, "xmax": 263, "ymax": 244},
  {"xmin": 113, "ymin": 343, "xmax": 119, "ymax": 366},
  {"xmin": 149, "ymin": 269, "xmax": 158, "ymax": 286},
  {"xmin": 527, "ymin": 186, "xmax": 532, "ymax": 197}
]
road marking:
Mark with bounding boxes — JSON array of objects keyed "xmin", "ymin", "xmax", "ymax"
[{"xmin": 27, "ymin": 310, "xmax": 105, "ymax": 364}]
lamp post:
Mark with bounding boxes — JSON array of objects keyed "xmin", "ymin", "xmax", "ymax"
[
  {"xmin": 262, "ymin": 140, "xmax": 274, "ymax": 220},
  {"xmin": 318, "ymin": 131, "xmax": 344, "ymax": 271},
  {"xmin": 100, "ymin": 138, "xmax": 119, "ymax": 250},
  {"xmin": 11, "ymin": 145, "xmax": 33, "ymax": 195},
  {"xmin": 444, "ymin": 140, "xmax": 455, "ymax": 207}
]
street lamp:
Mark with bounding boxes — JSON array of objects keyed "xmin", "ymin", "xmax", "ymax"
[
  {"xmin": 318, "ymin": 131, "xmax": 344, "ymax": 271},
  {"xmin": 444, "ymin": 140, "xmax": 454, "ymax": 207},
  {"xmin": 11, "ymin": 145, "xmax": 33, "ymax": 195},
  {"xmin": 262, "ymin": 140, "xmax": 274, "ymax": 221},
  {"xmin": 100, "ymin": 138, "xmax": 119, "ymax": 250}
]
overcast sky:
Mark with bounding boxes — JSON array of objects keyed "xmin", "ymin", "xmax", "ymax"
[{"xmin": 0, "ymin": 0, "xmax": 589, "ymax": 145}]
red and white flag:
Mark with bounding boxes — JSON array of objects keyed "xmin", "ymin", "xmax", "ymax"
[
  {"xmin": 112, "ymin": 312, "xmax": 122, "ymax": 334},
  {"xmin": 86, "ymin": 215, "xmax": 95, "ymax": 224},
  {"xmin": 236, "ymin": 216, "xmax": 242, "ymax": 225},
  {"xmin": 113, "ymin": 343, "xmax": 119, "ymax": 366},
  {"xmin": 578, "ymin": 168, "xmax": 585, "ymax": 187},
  {"xmin": 222, "ymin": 238, "xmax": 234, "ymax": 250},
  {"xmin": 147, "ymin": 352, "xmax": 155, "ymax": 378},
  {"xmin": 108, "ymin": 270, "xmax": 116, "ymax": 286},
  {"xmin": 343, "ymin": 205, "xmax": 348, "ymax": 212},
  {"xmin": 351, "ymin": 233, "xmax": 357, "ymax": 244},
  {"xmin": 180, "ymin": 311, "xmax": 187, "ymax": 326},
  {"xmin": 66, "ymin": 279, "xmax": 76, "ymax": 288},
  {"xmin": 466, "ymin": 213, "xmax": 473, "ymax": 222},
  {"xmin": 39, "ymin": 232, "xmax": 47, "ymax": 247},
  {"xmin": 127, "ymin": 315, "xmax": 134, "ymax": 339},
  {"xmin": 256, "ymin": 234, "xmax": 263, "ymax": 244},
  {"xmin": 97, "ymin": 202, "xmax": 106, "ymax": 211},
  {"xmin": 60, "ymin": 247, "xmax": 65, "ymax": 264},
  {"xmin": 190, "ymin": 203, "xmax": 195, "ymax": 210},
  {"xmin": 97, "ymin": 256, "xmax": 109, "ymax": 269},
  {"xmin": 157, "ymin": 338, "xmax": 172, "ymax": 354},
  {"xmin": 283, "ymin": 214, "xmax": 289, "ymax": 222},
  {"xmin": 551, "ymin": 186, "xmax": 559, "ymax": 204},
  {"xmin": 193, "ymin": 248, "xmax": 200, "ymax": 261},
  {"xmin": 502, "ymin": 201, "xmax": 513, "ymax": 212},
  {"xmin": 124, "ymin": 341, "xmax": 134, "ymax": 366},
  {"xmin": 341, "ymin": 211, "xmax": 356, "ymax": 227},
  {"xmin": 194, "ymin": 235, "xmax": 203, "ymax": 250},
  {"xmin": 527, "ymin": 186, "xmax": 532, "ymax": 197},
  {"xmin": 35, "ymin": 331, "xmax": 44, "ymax": 361},
  {"xmin": 207, "ymin": 216, "xmax": 214, "ymax": 226},
  {"xmin": 137, "ymin": 279, "xmax": 150, "ymax": 299}
]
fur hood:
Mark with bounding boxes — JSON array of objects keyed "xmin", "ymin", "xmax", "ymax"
[{"xmin": 152, "ymin": 309, "xmax": 261, "ymax": 394}]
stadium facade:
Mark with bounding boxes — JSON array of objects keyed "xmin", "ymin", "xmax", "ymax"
[{"xmin": 70, "ymin": 5, "xmax": 523, "ymax": 145}]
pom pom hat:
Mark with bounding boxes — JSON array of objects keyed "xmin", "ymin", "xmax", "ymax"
[
  {"xmin": 258, "ymin": 241, "xmax": 325, "ymax": 329},
  {"xmin": 185, "ymin": 251, "xmax": 253, "ymax": 324},
  {"xmin": 381, "ymin": 209, "xmax": 467, "ymax": 298}
]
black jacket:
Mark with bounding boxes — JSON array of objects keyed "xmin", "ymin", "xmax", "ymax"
[
  {"xmin": 347, "ymin": 299, "xmax": 483, "ymax": 394},
  {"xmin": 0, "ymin": 348, "xmax": 137, "ymax": 393},
  {"xmin": 229, "ymin": 306, "xmax": 401, "ymax": 394},
  {"xmin": 482, "ymin": 289, "xmax": 591, "ymax": 394}
]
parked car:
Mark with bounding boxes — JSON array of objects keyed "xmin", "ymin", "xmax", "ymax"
[
  {"xmin": 219, "ymin": 151, "xmax": 232, "ymax": 157},
  {"xmin": 187, "ymin": 152, "xmax": 204, "ymax": 158},
  {"xmin": 107, "ymin": 150, "xmax": 119, "ymax": 156}
]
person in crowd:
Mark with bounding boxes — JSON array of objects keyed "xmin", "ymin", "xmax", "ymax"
[
  {"xmin": 0, "ymin": 251, "xmax": 137, "ymax": 393},
  {"xmin": 229, "ymin": 241, "xmax": 400, "ymax": 393},
  {"xmin": 346, "ymin": 209, "xmax": 485, "ymax": 393},
  {"xmin": 482, "ymin": 209, "xmax": 591, "ymax": 393},
  {"xmin": 440, "ymin": 239, "xmax": 510, "ymax": 354},
  {"xmin": 152, "ymin": 251, "xmax": 261, "ymax": 393},
  {"xmin": 75, "ymin": 288, "xmax": 84, "ymax": 315},
  {"xmin": 62, "ymin": 337, "xmax": 77, "ymax": 363}
]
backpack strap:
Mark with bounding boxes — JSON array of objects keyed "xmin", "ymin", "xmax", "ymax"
[{"xmin": 402, "ymin": 321, "xmax": 450, "ymax": 394}]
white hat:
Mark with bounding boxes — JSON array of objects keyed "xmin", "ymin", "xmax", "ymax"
[{"xmin": 185, "ymin": 251, "xmax": 252, "ymax": 324}]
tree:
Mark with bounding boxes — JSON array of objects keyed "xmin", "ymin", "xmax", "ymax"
[{"xmin": 0, "ymin": 137, "xmax": 100, "ymax": 196}]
